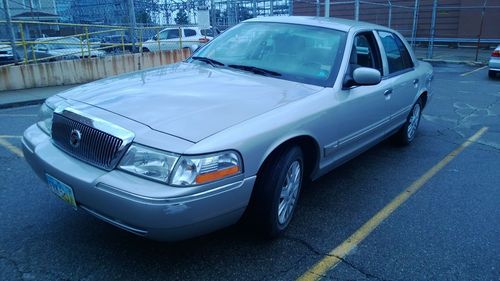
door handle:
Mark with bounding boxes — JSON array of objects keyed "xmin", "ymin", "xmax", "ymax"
[
  {"xmin": 384, "ymin": 89, "xmax": 393, "ymax": 96},
  {"xmin": 413, "ymin": 79, "xmax": 419, "ymax": 85}
]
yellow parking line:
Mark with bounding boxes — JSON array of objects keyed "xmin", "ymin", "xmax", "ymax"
[
  {"xmin": 0, "ymin": 138, "xmax": 24, "ymax": 157},
  {"xmin": 297, "ymin": 127, "xmax": 488, "ymax": 281},
  {"xmin": 460, "ymin": 65, "xmax": 487, "ymax": 77},
  {"xmin": 0, "ymin": 135, "xmax": 22, "ymax": 139}
]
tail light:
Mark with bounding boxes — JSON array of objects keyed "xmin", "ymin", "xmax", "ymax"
[
  {"xmin": 199, "ymin": 38, "xmax": 209, "ymax": 43},
  {"xmin": 492, "ymin": 50, "xmax": 500, "ymax": 57}
]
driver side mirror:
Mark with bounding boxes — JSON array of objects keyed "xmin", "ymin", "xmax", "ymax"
[
  {"xmin": 344, "ymin": 67, "xmax": 381, "ymax": 88},
  {"xmin": 153, "ymin": 35, "xmax": 158, "ymax": 41},
  {"xmin": 353, "ymin": 67, "xmax": 381, "ymax": 85}
]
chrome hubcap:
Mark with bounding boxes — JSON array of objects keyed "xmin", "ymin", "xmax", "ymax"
[
  {"xmin": 278, "ymin": 161, "xmax": 301, "ymax": 225},
  {"xmin": 407, "ymin": 103, "xmax": 421, "ymax": 140}
]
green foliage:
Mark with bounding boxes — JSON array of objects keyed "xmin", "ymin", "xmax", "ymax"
[
  {"xmin": 136, "ymin": 10, "xmax": 153, "ymax": 24},
  {"xmin": 175, "ymin": 9, "xmax": 190, "ymax": 25}
]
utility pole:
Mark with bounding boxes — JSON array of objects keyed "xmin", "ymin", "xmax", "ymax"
[
  {"xmin": 410, "ymin": 0, "xmax": 420, "ymax": 48},
  {"xmin": 2, "ymin": 0, "xmax": 18, "ymax": 63},
  {"xmin": 211, "ymin": 0, "xmax": 216, "ymax": 35},
  {"xmin": 127, "ymin": 0, "xmax": 137, "ymax": 53},
  {"xmin": 475, "ymin": 0, "xmax": 487, "ymax": 62},
  {"xmin": 427, "ymin": 0, "xmax": 437, "ymax": 59},
  {"xmin": 354, "ymin": 0, "xmax": 359, "ymax": 21}
]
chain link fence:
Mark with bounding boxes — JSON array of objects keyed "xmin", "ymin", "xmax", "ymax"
[
  {"xmin": 292, "ymin": 0, "xmax": 500, "ymax": 62},
  {"xmin": 2, "ymin": 0, "xmax": 500, "ymax": 66}
]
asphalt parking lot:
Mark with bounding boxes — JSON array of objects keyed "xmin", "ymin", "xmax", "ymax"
[{"xmin": 0, "ymin": 64, "xmax": 499, "ymax": 281}]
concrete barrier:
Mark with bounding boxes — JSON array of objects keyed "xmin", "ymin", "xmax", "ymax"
[{"xmin": 0, "ymin": 48, "xmax": 191, "ymax": 91}]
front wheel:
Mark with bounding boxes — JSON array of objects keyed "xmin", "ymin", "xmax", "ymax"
[
  {"xmin": 394, "ymin": 99, "xmax": 423, "ymax": 145},
  {"xmin": 249, "ymin": 146, "xmax": 304, "ymax": 238}
]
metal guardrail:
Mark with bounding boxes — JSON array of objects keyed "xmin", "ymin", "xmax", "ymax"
[{"xmin": 0, "ymin": 20, "xmax": 207, "ymax": 67}]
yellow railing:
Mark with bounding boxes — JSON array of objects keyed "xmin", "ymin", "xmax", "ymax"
[{"xmin": 0, "ymin": 20, "xmax": 204, "ymax": 67}]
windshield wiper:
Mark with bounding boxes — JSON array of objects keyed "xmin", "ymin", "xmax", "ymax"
[
  {"xmin": 191, "ymin": 56, "xmax": 225, "ymax": 67},
  {"xmin": 228, "ymin": 64, "xmax": 282, "ymax": 77}
]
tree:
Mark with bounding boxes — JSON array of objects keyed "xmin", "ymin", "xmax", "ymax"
[
  {"xmin": 237, "ymin": 6, "xmax": 253, "ymax": 22},
  {"xmin": 136, "ymin": 10, "xmax": 153, "ymax": 24},
  {"xmin": 175, "ymin": 9, "xmax": 189, "ymax": 25}
]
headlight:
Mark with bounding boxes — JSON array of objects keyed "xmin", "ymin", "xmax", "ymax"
[
  {"xmin": 37, "ymin": 103, "xmax": 54, "ymax": 135},
  {"xmin": 170, "ymin": 151, "xmax": 242, "ymax": 186},
  {"xmin": 118, "ymin": 144, "xmax": 179, "ymax": 183}
]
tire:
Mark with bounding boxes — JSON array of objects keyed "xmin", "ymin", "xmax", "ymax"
[
  {"xmin": 489, "ymin": 70, "xmax": 497, "ymax": 79},
  {"xmin": 142, "ymin": 48, "xmax": 150, "ymax": 53},
  {"xmin": 394, "ymin": 98, "xmax": 423, "ymax": 145},
  {"xmin": 249, "ymin": 146, "xmax": 304, "ymax": 238}
]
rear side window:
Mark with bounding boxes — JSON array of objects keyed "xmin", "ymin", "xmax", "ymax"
[
  {"xmin": 184, "ymin": 29, "xmax": 197, "ymax": 37},
  {"xmin": 378, "ymin": 31, "xmax": 413, "ymax": 74},
  {"xmin": 394, "ymin": 35, "xmax": 414, "ymax": 69},
  {"xmin": 159, "ymin": 29, "xmax": 180, "ymax": 40}
]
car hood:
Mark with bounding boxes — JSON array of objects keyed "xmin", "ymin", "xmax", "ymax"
[{"xmin": 57, "ymin": 62, "xmax": 322, "ymax": 142}]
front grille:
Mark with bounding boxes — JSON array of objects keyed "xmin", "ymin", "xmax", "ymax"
[{"xmin": 51, "ymin": 113, "xmax": 124, "ymax": 170}]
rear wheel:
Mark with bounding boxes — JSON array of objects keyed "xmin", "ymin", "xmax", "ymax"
[
  {"xmin": 489, "ymin": 70, "xmax": 497, "ymax": 79},
  {"xmin": 249, "ymin": 146, "xmax": 304, "ymax": 238},
  {"xmin": 394, "ymin": 99, "xmax": 423, "ymax": 145}
]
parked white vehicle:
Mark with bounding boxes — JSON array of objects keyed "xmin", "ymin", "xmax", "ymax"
[
  {"xmin": 488, "ymin": 45, "xmax": 500, "ymax": 79},
  {"xmin": 32, "ymin": 37, "xmax": 106, "ymax": 61},
  {"xmin": 142, "ymin": 27, "xmax": 213, "ymax": 52},
  {"xmin": 0, "ymin": 44, "xmax": 15, "ymax": 65}
]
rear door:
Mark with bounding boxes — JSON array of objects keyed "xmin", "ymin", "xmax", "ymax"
[
  {"xmin": 183, "ymin": 28, "xmax": 199, "ymax": 45},
  {"xmin": 159, "ymin": 29, "xmax": 181, "ymax": 50},
  {"xmin": 376, "ymin": 31, "xmax": 419, "ymax": 129}
]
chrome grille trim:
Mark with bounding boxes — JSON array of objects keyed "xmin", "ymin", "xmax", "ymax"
[{"xmin": 51, "ymin": 107, "xmax": 135, "ymax": 170}]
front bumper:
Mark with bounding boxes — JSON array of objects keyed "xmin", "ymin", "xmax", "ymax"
[{"xmin": 22, "ymin": 124, "xmax": 255, "ymax": 241}]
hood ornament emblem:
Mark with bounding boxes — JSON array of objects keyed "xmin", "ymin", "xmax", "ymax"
[{"xmin": 70, "ymin": 129, "xmax": 82, "ymax": 148}]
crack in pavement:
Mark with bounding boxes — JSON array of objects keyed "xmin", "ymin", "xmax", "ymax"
[
  {"xmin": 418, "ymin": 132, "xmax": 500, "ymax": 154},
  {"xmin": 0, "ymin": 254, "xmax": 24, "ymax": 280},
  {"xmin": 282, "ymin": 235, "xmax": 391, "ymax": 281}
]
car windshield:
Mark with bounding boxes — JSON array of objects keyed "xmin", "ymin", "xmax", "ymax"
[{"xmin": 193, "ymin": 22, "xmax": 347, "ymax": 86}]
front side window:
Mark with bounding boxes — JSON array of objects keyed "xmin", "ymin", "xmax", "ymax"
[
  {"xmin": 378, "ymin": 31, "xmax": 413, "ymax": 74},
  {"xmin": 350, "ymin": 32, "xmax": 382, "ymax": 73},
  {"xmin": 194, "ymin": 22, "xmax": 347, "ymax": 86},
  {"xmin": 160, "ymin": 29, "xmax": 180, "ymax": 40}
]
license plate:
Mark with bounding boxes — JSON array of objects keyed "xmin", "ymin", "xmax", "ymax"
[{"xmin": 46, "ymin": 174, "xmax": 77, "ymax": 210}]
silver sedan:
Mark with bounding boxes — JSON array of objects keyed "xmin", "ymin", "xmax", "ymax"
[{"xmin": 23, "ymin": 16, "xmax": 433, "ymax": 241}]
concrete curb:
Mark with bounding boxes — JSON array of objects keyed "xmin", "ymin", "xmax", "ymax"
[
  {"xmin": 419, "ymin": 58, "xmax": 487, "ymax": 66},
  {"xmin": 0, "ymin": 99, "xmax": 45, "ymax": 110}
]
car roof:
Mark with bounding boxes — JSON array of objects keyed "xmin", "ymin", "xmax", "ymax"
[{"xmin": 244, "ymin": 16, "xmax": 386, "ymax": 32}]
